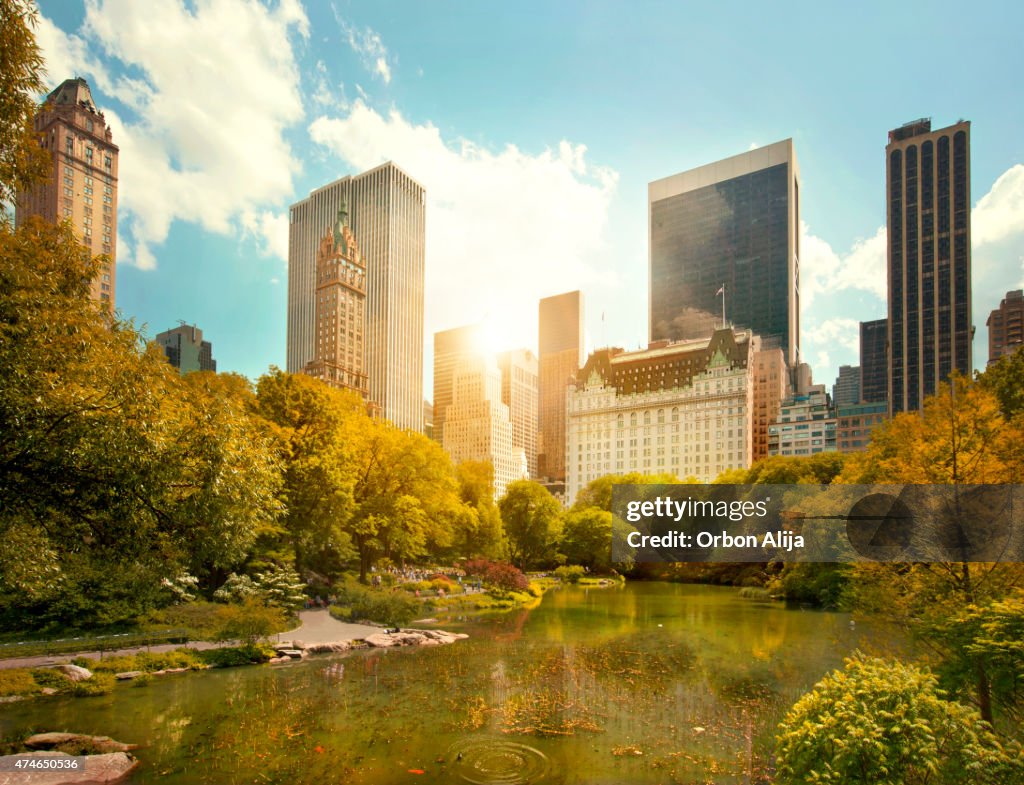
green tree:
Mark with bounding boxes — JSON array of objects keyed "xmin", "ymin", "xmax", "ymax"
[
  {"xmin": 499, "ymin": 480, "xmax": 563, "ymax": 570},
  {"xmin": 560, "ymin": 508, "xmax": 613, "ymax": 572},
  {"xmin": 977, "ymin": 348, "xmax": 1024, "ymax": 420},
  {"xmin": 255, "ymin": 370, "xmax": 365, "ymax": 576},
  {"xmin": 453, "ymin": 460, "xmax": 504, "ymax": 558},
  {"xmin": 0, "ymin": 0, "xmax": 50, "ymax": 207},
  {"xmin": 571, "ymin": 471, "xmax": 680, "ymax": 512},
  {"xmin": 775, "ymin": 655, "xmax": 1024, "ymax": 785}
]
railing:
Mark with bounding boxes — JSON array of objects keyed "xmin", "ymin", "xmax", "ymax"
[{"xmin": 0, "ymin": 629, "xmax": 190, "ymax": 660}]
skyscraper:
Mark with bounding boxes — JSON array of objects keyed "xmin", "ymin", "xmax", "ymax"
[
  {"xmin": 156, "ymin": 324, "xmax": 216, "ymax": 374},
  {"xmin": 288, "ymin": 162, "xmax": 425, "ymax": 431},
  {"xmin": 832, "ymin": 365, "xmax": 861, "ymax": 408},
  {"xmin": 16, "ymin": 78, "xmax": 118, "ymax": 307},
  {"xmin": 886, "ymin": 119, "xmax": 972, "ymax": 414},
  {"xmin": 859, "ymin": 318, "xmax": 888, "ymax": 404},
  {"xmin": 649, "ymin": 139, "xmax": 801, "ymax": 366},
  {"xmin": 538, "ymin": 291, "xmax": 584, "ymax": 482},
  {"xmin": 443, "ymin": 356, "xmax": 523, "ymax": 500},
  {"xmin": 496, "ymin": 349, "xmax": 539, "ymax": 478},
  {"xmin": 433, "ymin": 324, "xmax": 482, "ymax": 446},
  {"xmin": 301, "ymin": 204, "xmax": 368, "ymax": 397},
  {"xmin": 987, "ymin": 289, "xmax": 1023, "ymax": 364}
]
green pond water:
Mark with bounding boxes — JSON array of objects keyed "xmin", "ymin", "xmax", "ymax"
[{"xmin": 1, "ymin": 583, "xmax": 896, "ymax": 784}]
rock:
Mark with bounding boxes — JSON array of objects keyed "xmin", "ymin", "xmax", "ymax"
[
  {"xmin": 0, "ymin": 751, "xmax": 138, "ymax": 785},
  {"xmin": 55, "ymin": 664, "xmax": 92, "ymax": 682},
  {"xmin": 364, "ymin": 629, "xmax": 466, "ymax": 648},
  {"xmin": 275, "ymin": 649, "xmax": 306, "ymax": 659},
  {"xmin": 40, "ymin": 688, "xmax": 58, "ymax": 696},
  {"xmin": 0, "ymin": 696, "xmax": 26, "ymax": 704},
  {"xmin": 163, "ymin": 667, "xmax": 188, "ymax": 674},
  {"xmin": 305, "ymin": 641, "xmax": 350, "ymax": 654},
  {"xmin": 24, "ymin": 734, "xmax": 137, "ymax": 754},
  {"xmin": 114, "ymin": 671, "xmax": 143, "ymax": 681},
  {"xmin": 362, "ymin": 633, "xmax": 398, "ymax": 648}
]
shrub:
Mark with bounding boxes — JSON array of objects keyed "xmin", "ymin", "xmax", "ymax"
[
  {"xmin": 214, "ymin": 599, "xmax": 288, "ymax": 644},
  {"xmin": 213, "ymin": 565, "xmax": 305, "ymax": 610},
  {"xmin": 198, "ymin": 644, "xmax": 272, "ymax": 668},
  {"xmin": 0, "ymin": 668, "xmax": 40, "ymax": 697},
  {"xmin": 331, "ymin": 582, "xmax": 418, "ymax": 626},
  {"xmin": 738, "ymin": 587, "xmax": 772, "ymax": 601},
  {"xmin": 30, "ymin": 668, "xmax": 71, "ymax": 690},
  {"xmin": 67, "ymin": 673, "xmax": 114, "ymax": 696},
  {"xmin": 464, "ymin": 559, "xmax": 529, "ymax": 592},
  {"xmin": 554, "ymin": 565, "xmax": 586, "ymax": 584},
  {"xmin": 775, "ymin": 654, "xmax": 1024, "ymax": 785},
  {"xmin": 144, "ymin": 600, "xmax": 227, "ymax": 639}
]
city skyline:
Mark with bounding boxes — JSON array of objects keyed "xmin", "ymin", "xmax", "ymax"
[{"xmin": 30, "ymin": 1, "xmax": 1024, "ymax": 400}]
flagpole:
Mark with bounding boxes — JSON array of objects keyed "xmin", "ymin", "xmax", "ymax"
[{"xmin": 721, "ymin": 283, "xmax": 726, "ymax": 329}]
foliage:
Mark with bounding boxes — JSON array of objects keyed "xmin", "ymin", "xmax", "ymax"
[
  {"xmin": 66, "ymin": 672, "xmax": 115, "ymax": 697},
  {"xmin": 571, "ymin": 472, "xmax": 680, "ymax": 512},
  {"xmin": 499, "ymin": 480, "xmax": 563, "ymax": 570},
  {"xmin": 0, "ymin": 667, "xmax": 38, "ymax": 696},
  {"xmin": 770, "ymin": 563, "xmax": 850, "ymax": 608},
  {"xmin": 453, "ymin": 460, "xmax": 505, "ymax": 558},
  {"xmin": 197, "ymin": 644, "xmax": 273, "ymax": 668},
  {"xmin": 329, "ymin": 582, "xmax": 418, "ymax": 627},
  {"xmin": 977, "ymin": 348, "xmax": 1024, "ymax": 420},
  {"xmin": 214, "ymin": 599, "xmax": 288, "ymax": 644},
  {"xmin": 144, "ymin": 600, "xmax": 230, "ymax": 640},
  {"xmin": 742, "ymin": 453, "xmax": 847, "ymax": 485},
  {"xmin": 0, "ymin": 0, "xmax": 51, "ymax": 207},
  {"xmin": 775, "ymin": 655, "xmax": 1024, "ymax": 785},
  {"xmin": 463, "ymin": 559, "xmax": 529, "ymax": 592},
  {"xmin": 0, "ymin": 218, "xmax": 282, "ymax": 629},
  {"xmin": 560, "ymin": 508, "xmax": 613, "ymax": 571},
  {"xmin": 83, "ymin": 648, "xmax": 201, "ymax": 674},
  {"xmin": 554, "ymin": 565, "xmax": 586, "ymax": 584}
]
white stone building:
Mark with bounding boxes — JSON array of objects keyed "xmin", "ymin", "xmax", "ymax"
[{"xmin": 566, "ymin": 328, "xmax": 760, "ymax": 503}]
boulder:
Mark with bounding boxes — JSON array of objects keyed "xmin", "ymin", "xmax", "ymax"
[
  {"xmin": 362, "ymin": 633, "xmax": 398, "ymax": 648},
  {"xmin": 305, "ymin": 641, "xmax": 350, "ymax": 654},
  {"xmin": 114, "ymin": 672, "xmax": 143, "ymax": 681},
  {"xmin": 0, "ymin": 751, "xmax": 137, "ymax": 785},
  {"xmin": 24, "ymin": 734, "xmax": 137, "ymax": 754},
  {"xmin": 55, "ymin": 665, "xmax": 92, "ymax": 682},
  {"xmin": 275, "ymin": 649, "xmax": 306, "ymax": 659}
]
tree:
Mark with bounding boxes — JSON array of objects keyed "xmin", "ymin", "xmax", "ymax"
[
  {"xmin": 0, "ymin": 0, "xmax": 51, "ymax": 207},
  {"xmin": 977, "ymin": 348, "xmax": 1024, "ymax": 420},
  {"xmin": 0, "ymin": 218, "xmax": 283, "ymax": 628},
  {"xmin": 775, "ymin": 655, "xmax": 1024, "ymax": 785},
  {"xmin": 255, "ymin": 369, "xmax": 365, "ymax": 576},
  {"xmin": 840, "ymin": 374, "xmax": 1024, "ymax": 723},
  {"xmin": 571, "ymin": 471, "xmax": 680, "ymax": 512},
  {"xmin": 561, "ymin": 508, "xmax": 613, "ymax": 572},
  {"xmin": 453, "ymin": 460, "xmax": 504, "ymax": 558},
  {"xmin": 499, "ymin": 480, "xmax": 562, "ymax": 570},
  {"xmin": 346, "ymin": 423, "xmax": 462, "ymax": 581}
]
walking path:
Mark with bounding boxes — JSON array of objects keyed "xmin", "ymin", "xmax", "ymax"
[{"xmin": 0, "ymin": 610, "xmax": 379, "ymax": 671}]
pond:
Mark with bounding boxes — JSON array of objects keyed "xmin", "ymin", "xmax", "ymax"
[{"xmin": 0, "ymin": 583, "xmax": 896, "ymax": 784}]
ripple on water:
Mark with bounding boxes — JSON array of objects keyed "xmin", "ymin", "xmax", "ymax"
[{"xmin": 447, "ymin": 738, "xmax": 551, "ymax": 785}]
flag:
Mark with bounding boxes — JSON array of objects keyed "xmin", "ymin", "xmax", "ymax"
[{"xmin": 715, "ymin": 284, "xmax": 725, "ymax": 296}]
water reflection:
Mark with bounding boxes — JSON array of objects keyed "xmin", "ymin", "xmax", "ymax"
[{"xmin": 0, "ymin": 583, "xmax": 891, "ymax": 784}]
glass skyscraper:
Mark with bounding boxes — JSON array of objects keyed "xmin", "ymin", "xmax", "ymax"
[{"xmin": 648, "ymin": 139, "xmax": 801, "ymax": 367}]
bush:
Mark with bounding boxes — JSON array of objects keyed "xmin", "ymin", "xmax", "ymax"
[
  {"xmin": 144, "ymin": 600, "xmax": 226, "ymax": 639},
  {"xmin": 738, "ymin": 587, "xmax": 772, "ymax": 601},
  {"xmin": 214, "ymin": 599, "xmax": 288, "ymax": 644},
  {"xmin": 330, "ymin": 582, "xmax": 418, "ymax": 627},
  {"xmin": 464, "ymin": 560, "xmax": 529, "ymax": 593},
  {"xmin": 67, "ymin": 673, "xmax": 114, "ymax": 696},
  {"xmin": 0, "ymin": 668, "xmax": 40, "ymax": 697},
  {"xmin": 554, "ymin": 565, "xmax": 586, "ymax": 584},
  {"xmin": 29, "ymin": 668, "xmax": 71, "ymax": 690},
  {"xmin": 198, "ymin": 644, "xmax": 272, "ymax": 668},
  {"xmin": 775, "ymin": 654, "xmax": 1024, "ymax": 785}
]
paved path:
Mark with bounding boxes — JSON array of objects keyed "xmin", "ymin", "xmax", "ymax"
[
  {"xmin": 281, "ymin": 609, "xmax": 379, "ymax": 645},
  {"xmin": 0, "ymin": 610, "xmax": 378, "ymax": 671}
]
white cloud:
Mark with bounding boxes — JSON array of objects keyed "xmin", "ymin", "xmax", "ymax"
[
  {"xmin": 973, "ymin": 164, "xmax": 1024, "ymax": 246},
  {"xmin": 801, "ymin": 223, "xmax": 887, "ymax": 309},
  {"xmin": 308, "ymin": 100, "xmax": 619, "ymax": 357},
  {"xmin": 241, "ymin": 209, "xmax": 289, "ymax": 261},
  {"xmin": 37, "ymin": 0, "xmax": 309, "ymax": 268},
  {"xmin": 332, "ymin": 5, "xmax": 392, "ymax": 84}
]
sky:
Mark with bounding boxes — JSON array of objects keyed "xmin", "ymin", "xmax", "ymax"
[{"xmin": 34, "ymin": 0, "xmax": 1024, "ymax": 398}]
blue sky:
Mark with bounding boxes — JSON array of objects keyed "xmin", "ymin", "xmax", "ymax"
[{"xmin": 36, "ymin": 0, "xmax": 1024, "ymax": 395}]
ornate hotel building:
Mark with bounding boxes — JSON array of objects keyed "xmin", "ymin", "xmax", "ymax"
[
  {"xmin": 16, "ymin": 78, "xmax": 118, "ymax": 307},
  {"xmin": 288, "ymin": 162, "xmax": 425, "ymax": 431},
  {"xmin": 566, "ymin": 328, "xmax": 762, "ymax": 502},
  {"xmin": 301, "ymin": 204, "xmax": 368, "ymax": 397},
  {"xmin": 443, "ymin": 356, "xmax": 525, "ymax": 500}
]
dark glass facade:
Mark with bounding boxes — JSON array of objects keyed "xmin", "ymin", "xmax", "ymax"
[
  {"xmin": 859, "ymin": 318, "xmax": 888, "ymax": 404},
  {"xmin": 650, "ymin": 161, "xmax": 796, "ymax": 364},
  {"xmin": 886, "ymin": 120, "xmax": 971, "ymax": 414}
]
